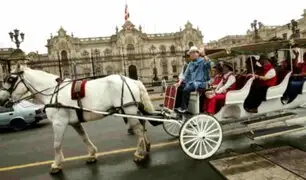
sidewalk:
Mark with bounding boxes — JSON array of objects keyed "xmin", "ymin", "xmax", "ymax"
[{"xmin": 149, "ymin": 93, "xmax": 164, "ymax": 101}]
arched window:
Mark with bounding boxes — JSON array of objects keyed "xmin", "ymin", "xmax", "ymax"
[
  {"xmin": 159, "ymin": 45, "xmax": 166, "ymax": 55},
  {"xmin": 81, "ymin": 50, "xmax": 89, "ymax": 57},
  {"xmin": 161, "ymin": 59, "xmax": 168, "ymax": 75},
  {"xmin": 127, "ymin": 44, "xmax": 135, "ymax": 60},
  {"xmin": 188, "ymin": 42, "xmax": 194, "ymax": 48},
  {"xmin": 170, "ymin": 45, "xmax": 176, "ymax": 55},
  {"xmin": 104, "ymin": 49, "xmax": 112, "ymax": 61},
  {"xmin": 171, "ymin": 60, "xmax": 177, "ymax": 73},
  {"xmin": 61, "ymin": 50, "xmax": 69, "ymax": 77}
]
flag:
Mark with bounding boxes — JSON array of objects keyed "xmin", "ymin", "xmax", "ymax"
[{"xmin": 125, "ymin": 4, "xmax": 130, "ymax": 21}]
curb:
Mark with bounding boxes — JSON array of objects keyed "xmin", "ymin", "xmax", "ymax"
[
  {"xmin": 150, "ymin": 97, "xmax": 164, "ymax": 101},
  {"xmin": 151, "ymin": 97, "xmax": 164, "ymax": 101}
]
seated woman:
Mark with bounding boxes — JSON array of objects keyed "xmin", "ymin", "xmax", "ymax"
[
  {"xmin": 296, "ymin": 52, "xmax": 306, "ymax": 75},
  {"xmin": 244, "ymin": 56, "xmax": 277, "ymax": 113},
  {"xmin": 282, "ymin": 52, "xmax": 306, "ymax": 103},
  {"xmin": 209, "ymin": 63, "xmax": 223, "ymax": 89},
  {"xmin": 203, "ymin": 62, "xmax": 236, "ymax": 115}
]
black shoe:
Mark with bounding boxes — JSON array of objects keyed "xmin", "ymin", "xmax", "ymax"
[{"xmin": 177, "ymin": 108, "xmax": 187, "ymax": 113}]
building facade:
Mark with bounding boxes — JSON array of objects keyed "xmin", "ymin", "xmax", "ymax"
[
  {"xmin": 37, "ymin": 20, "xmax": 203, "ymax": 83},
  {"xmin": 205, "ymin": 9, "xmax": 306, "ymax": 72},
  {"xmin": 206, "ymin": 9, "xmax": 306, "ymax": 49}
]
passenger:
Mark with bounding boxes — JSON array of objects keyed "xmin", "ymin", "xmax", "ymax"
[
  {"xmin": 210, "ymin": 63, "xmax": 223, "ymax": 89},
  {"xmin": 174, "ymin": 50, "xmax": 191, "ymax": 108},
  {"xmin": 203, "ymin": 62, "xmax": 236, "ymax": 115},
  {"xmin": 296, "ymin": 52, "xmax": 306, "ymax": 75},
  {"xmin": 175, "ymin": 46, "xmax": 211, "ymax": 113},
  {"xmin": 282, "ymin": 52, "xmax": 306, "ymax": 104},
  {"xmin": 244, "ymin": 55, "xmax": 277, "ymax": 113}
]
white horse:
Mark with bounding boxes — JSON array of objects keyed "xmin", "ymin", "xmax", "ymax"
[{"xmin": 0, "ymin": 64, "xmax": 156, "ymax": 174}]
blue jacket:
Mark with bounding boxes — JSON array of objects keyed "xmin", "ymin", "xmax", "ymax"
[{"xmin": 182, "ymin": 57, "xmax": 211, "ymax": 89}]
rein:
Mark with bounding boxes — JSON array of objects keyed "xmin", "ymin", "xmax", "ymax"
[{"xmin": 2, "ymin": 72, "xmax": 72, "ymax": 105}]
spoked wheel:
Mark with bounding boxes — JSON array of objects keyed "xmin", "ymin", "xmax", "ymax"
[
  {"xmin": 163, "ymin": 120, "xmax": 183, "ymax": 137},
  {"xmin": 179, "ymin": 114, "xmax": 223, "ymax": 160}
]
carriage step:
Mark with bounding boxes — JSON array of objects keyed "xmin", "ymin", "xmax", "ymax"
[
  {"xmin": 243, "ymin": 112, "xmax": 296, "ymax": 127},
  {"xmin": 248, "ymin": 125, "xmax": 305, "ymax": 140}
]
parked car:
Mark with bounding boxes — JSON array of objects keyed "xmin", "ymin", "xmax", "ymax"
[{"xmin": 0, "ymin": 100, "xmax": 47, "ymax": 131}]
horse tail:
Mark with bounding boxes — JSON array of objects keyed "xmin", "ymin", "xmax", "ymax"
[{"xmin": 134, "ymin": 80, "xmax": 155, "ymax": 113}]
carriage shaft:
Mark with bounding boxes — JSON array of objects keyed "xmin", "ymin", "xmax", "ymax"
[{"xmin": 78, "ymin": 106, "xmax": 180, "ymax": 126}]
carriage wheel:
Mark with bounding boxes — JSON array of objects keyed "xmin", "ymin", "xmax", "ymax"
[
  {"xmin": 163, "ymin": 120, "xmax": 183, "ymax": 137},
  {"xmin": 179, "ymin": 115, "xmax": 222, "ymax": 160}
]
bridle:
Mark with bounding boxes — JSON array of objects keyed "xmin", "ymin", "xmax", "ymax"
[
  {"xmin": 1, "ymin": 71, "xmax": 29, "ymax": 95},
  {"xmin": 1, "ymin": 71, "xmax": 70, "ymax": 105}
]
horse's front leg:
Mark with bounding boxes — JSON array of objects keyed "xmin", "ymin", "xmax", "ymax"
[
  {"xmin": 50, "ymin": 120, "xmax": 68, "ymax": 175},
  {"xmin": 130, "ymin": 120, "xmax": 151, "ymax": 165},
  {"xmin": 71, "ymin": 123, "xmax": 98, "ymax": 164}
]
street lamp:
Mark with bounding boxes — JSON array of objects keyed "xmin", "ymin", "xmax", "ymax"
[
  {"xmin": 9, "ymin": 29, "xmax": 25, "ymax": 49},
  {"xmin": 287, "ymin": 19, "xmax": 299, "ymax": 39},
  {"xmin": 250, "ymin": 20, "xmax": 262, "ymax": 41},
  {"xmin": 150, "ymin": 45, "xmax": 158, "ymax": 85}
]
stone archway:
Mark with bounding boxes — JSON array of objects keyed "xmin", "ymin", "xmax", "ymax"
[{"xmin": 128, "ymin": 65, "xmax": 138, "ymax": 80}]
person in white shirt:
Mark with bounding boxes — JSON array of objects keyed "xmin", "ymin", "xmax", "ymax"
[
  {"xmin": 244, "ymin": 55, "xmax": 277, "ymax": 113},
  {"xmin": 203, "ymin": 62, "xmax": 236, "ymax": 114},
  {"xmin": 174, "ymin": 50, "xmax": 191, "ymax": 108}
]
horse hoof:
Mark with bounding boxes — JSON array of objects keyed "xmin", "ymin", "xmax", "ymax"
[
  {"xmin": 50, "ymin": 168, "xmax": 62, "ymax": 175},
  {"xmin": 86, "ymin": 157, "xmax": 97, "ymax": 164},
  {"xmin": 146, "ymin": 143, "xmax": 151, "ymax": 152},
  {"xmin": 127, "ymin": 128, "xmax": 135, "ymax": 135},
  {"xmin": 133, "ymin": 154, "xmax": 149, "ymax": 166}
]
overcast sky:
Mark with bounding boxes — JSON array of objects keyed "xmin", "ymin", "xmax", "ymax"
[{"xmin": 0, "ymin": 0, "xmax": 305, "ymax": 54}]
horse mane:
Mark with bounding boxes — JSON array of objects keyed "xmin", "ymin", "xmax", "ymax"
[{"xmin": 23, "ymin": 66, "xmax": 61, "ymax": 80}]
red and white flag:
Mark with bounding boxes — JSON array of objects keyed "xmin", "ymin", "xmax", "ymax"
[{"xmin": 125, "ymin": 4, "xmax": 130, "ymax": 21}]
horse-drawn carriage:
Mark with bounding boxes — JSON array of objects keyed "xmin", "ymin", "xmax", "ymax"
[
  {"xmin": 161, "ymin": 38, "xmax": 306, "ymax": 159},
  {"xmin": 0, "ymin": 39, "xmax": 306, "ymax": 174}
]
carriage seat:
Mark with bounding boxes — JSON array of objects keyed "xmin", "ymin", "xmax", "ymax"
[
  {"xmin": 224, "ymin": 77, "xmax": 255, "ymax": 105},
  {"xmin": 190, "ymin": 88, "xmax": 207, "ymax": 96},
  {"xmin": 302, "ymin": 81, "xmax": 306, "ymax": 94},
  {"xmin": 266, "ymin": 71, "xmax": 292, "ymax": 100}
]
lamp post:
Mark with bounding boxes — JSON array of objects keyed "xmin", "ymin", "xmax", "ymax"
[
  {"xmin": 8, "ymin": 29, "xmax": 25, "ymax": 73},
  {"xmin": 9, "ymin": 29, "xmax": 25, "ymax": 49},
  {"xmin": 250, "ymin": 20, "xmax": 262, "ymax": 42},
  {"xmin": 287, "ymin": 19, "xmax": 299, "ymax": 39}
]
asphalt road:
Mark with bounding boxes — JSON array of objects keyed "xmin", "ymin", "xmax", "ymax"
[{"xmin": 1, "ymin": 102, "xmax": 306, "ymax": 180}]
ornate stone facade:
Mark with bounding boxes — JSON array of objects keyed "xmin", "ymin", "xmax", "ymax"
[
  {"xmin": 206, "ymin": 9, "xmax": 306, "ymax": 49},
  {"xmin": 205, "ymin": 9, "xmax": 306, "ymax": 73},
  {"xmin": 43, "ymin": 20, "xmax": 203, "ymax": 82}
]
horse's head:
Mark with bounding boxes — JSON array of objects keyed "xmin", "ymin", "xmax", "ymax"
[{"xmin": 0, "ymin": 63, "xmax": 29, "ymax": 106}]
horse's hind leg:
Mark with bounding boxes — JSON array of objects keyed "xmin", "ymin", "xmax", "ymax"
[
  {"xmin": 50, "ymin": 120, "xmax": 68, "ymax": 175},
  {"xmin": 71, "ymin": 123, "xmax": 98, "ymax": 164}
]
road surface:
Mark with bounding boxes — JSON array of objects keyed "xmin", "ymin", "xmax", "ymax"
[{"xmin": 1, "ymin": 101, "xmax": 306, "ymax": 180}]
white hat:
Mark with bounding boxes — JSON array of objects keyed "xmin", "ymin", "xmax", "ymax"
[{"xmin": 188, "ymin": 46, "xmax": 200, "ymax": 54}]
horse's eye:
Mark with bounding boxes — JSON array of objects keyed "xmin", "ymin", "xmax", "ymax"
[{"xmin": 7, "ymin": 77, "xmax": 16, "ymax": 83}]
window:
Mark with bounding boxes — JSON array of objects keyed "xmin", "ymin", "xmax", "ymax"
[
  {"xmin": 159, "ymin": 45, "xmax": 166, "ymax": 55},
  {"xmin": 127, "ymin": 44, "xmax": 135, "ymax": 60},
  {"xmin": 282, "ymin": 33, "xmax": 287, "ymax": 40},
  {"xmin": 170, "ymin": 45, "xmax": 176, "ymax": 55},
  {"xmin": 161, "ymin": 60, "xmax": 168, "ymax": 75},
  {"xmin": 172, "ymin": 65, "xmax": 177, "ymax": 73},
  {"xmin": 104, "ymin": 49, "xmax": 112, "ymax": 61},
  {"xmin": 188, "ymin": 42, "xmax": 194, "ymax": 48}
]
